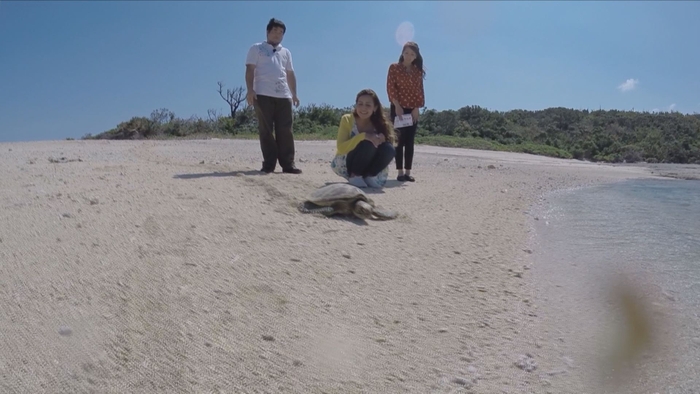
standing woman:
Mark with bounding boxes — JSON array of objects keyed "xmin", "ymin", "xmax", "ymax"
[{"xmin": 386, "ymin": 41, "xmax": 425, "ymax": 182}]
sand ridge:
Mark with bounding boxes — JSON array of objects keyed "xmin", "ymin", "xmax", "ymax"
[{"xmin": 0, "ymin": 139, "xmax": 660, "ymax": 393}]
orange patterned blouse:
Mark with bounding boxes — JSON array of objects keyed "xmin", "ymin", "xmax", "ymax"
[{"xmin": 386, "ymin": 62, "xmax": 425, "ymax": 109}]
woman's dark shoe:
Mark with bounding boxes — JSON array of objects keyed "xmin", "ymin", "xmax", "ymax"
[
  {"xmin": 405, "ymin": 174, "xmax": 415, "ymax": 182},
  {"xmin": 397, "ymin": 174, "xmax": 407, "ymax": 182}
]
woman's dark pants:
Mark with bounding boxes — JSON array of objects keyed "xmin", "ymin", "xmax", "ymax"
[
  {"xmin": 346, "ymin": 140, "xmax": 395, "ymax": 177},
  {"xmin": 390, "ymin": 104, "xmax": 417, "ymax": 171}
]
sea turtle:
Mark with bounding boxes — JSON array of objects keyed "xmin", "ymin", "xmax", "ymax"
[{"xmin": 298, "ymin": 183, "xmax": 398, "ymax": 220}]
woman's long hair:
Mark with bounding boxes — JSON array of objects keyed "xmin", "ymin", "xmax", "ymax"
[
  {"xmin": 399, "ymin": 41, "xmax": 426, "ymax": 79},
  {"xmin": 352, "ymin": 89, "xmax": 395, "ymax": 144}
]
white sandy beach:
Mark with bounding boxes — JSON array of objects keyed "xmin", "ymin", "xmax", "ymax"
[{"xmin": 0, "ymin": 139, "xmax": 689, "ymax": 393}]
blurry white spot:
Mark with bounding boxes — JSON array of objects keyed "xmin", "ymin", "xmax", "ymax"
[{"xmin": 395, "ymin": 21, "xmax": 415, "ymax": 47}]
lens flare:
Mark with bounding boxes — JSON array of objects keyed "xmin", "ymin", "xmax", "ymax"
[{"xmin": 395, "ymin": 21, "xmax": 414, "ymax": 47}]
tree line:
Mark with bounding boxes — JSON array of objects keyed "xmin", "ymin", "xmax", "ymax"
[{"xmin": 83, "ymin": 82, "xmax": 700, "ymax": 164}]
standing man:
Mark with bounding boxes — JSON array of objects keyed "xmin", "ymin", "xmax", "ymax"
[{"xmin": 245, "ymin": 18, "xmax": 302, "ymax": 174}]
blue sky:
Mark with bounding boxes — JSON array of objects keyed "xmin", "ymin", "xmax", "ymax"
[{"xmin": 0, "ymin": 1, "xmax": 698, "ymax": 142}]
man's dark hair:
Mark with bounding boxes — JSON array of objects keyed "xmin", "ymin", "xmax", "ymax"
[{"xmin": 266, "ymin": 18, "xmax": 286, "ymax": 34}]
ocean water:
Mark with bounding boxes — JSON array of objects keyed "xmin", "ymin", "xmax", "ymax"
[{"xmin": 530, "ymin": 178, "xmax": 700, "ymax": 392}]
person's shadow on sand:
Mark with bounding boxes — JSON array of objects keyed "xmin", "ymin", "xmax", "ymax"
[{"xmin": 173, "ymin": 170, "xmax": 264, "ymax": 179}]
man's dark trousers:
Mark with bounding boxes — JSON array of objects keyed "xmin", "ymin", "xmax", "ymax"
[{"xmin": 254, "ymin": 94, "xmax": 296, "ymax": 172}]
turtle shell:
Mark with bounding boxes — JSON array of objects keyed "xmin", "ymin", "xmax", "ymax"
[{"xmin": 306, "ymin": 183, "xmax": 372, "ymax": 207}]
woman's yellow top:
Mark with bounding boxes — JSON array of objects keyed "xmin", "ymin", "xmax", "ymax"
[{"xmin": 335, "ymin": 114, "xmax": 368, "ymax": 155}]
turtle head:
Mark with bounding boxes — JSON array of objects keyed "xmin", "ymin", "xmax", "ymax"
[
  {"xmin": 371, "ymin": 207, "xmax": 398, "ymax": 220},
  {"xmin": 353, "ymin": 200, "xmax": 374, "ymax": 220}
]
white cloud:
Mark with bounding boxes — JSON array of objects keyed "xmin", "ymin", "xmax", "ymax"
[
  {"xmin": 669, "ymin": 103, "xmax": 676, "ymax": 111},
  {"xmin": 617, "ymin": 78, "xmax": 639, "ymax": 92}
]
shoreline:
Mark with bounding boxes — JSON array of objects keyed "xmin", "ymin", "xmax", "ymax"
[
  {"xmin": 1, "ymin": 139, "xmax": 697, "ymax": 393},
  {"xmin": 521, "ymin": 176, "xmax": 699, "ymax": 394}
]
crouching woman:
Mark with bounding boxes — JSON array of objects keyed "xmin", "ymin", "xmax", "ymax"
[{"xmin": 330, "ymin": 89, "xmax": 396, "ymax": 188}]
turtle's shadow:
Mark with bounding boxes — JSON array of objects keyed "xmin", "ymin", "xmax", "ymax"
[
  {"xmin": 301, "ymin": 206, "xmax": 370, "ymax": 226},
  {"xmin": 322, "ymin": 180, "xmax": 405, "ymax": 195},
  {"xmin": 327, "ymin": 215, "xmax": 370, "ymax": 226}
]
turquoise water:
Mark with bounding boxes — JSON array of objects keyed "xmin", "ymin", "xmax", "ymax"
[
  {"xmin": 536, "ymin": 178, "xmax": 700, "ymax": 303},
  {"xmin": 532, "ymin": 177, "xmax": 700, "ymax": 392}
]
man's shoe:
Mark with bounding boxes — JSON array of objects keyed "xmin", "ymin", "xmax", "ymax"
[
  {"xmin": 260, "ymin": 167, "xmax": 274, "ymax": 174},
  {"xmin": 282, "ymin": 167, "xmax": 302, "ymax": 174}
]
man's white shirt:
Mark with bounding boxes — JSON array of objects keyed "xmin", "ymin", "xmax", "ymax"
[{"xmin": 245, "ymin": 42, "xmax": 294, "ymax": 99}]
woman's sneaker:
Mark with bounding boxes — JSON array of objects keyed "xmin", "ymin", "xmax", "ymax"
[
  {"xmin": 363, "ymin": 176, "xmax": 382, "ymax": 188},
  {"xmin": 348, "ymin": 176, "xmax": 368, "ymax": 188}
]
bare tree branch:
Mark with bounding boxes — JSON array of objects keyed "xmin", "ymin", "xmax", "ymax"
[
  {"xmin": 207, "ymin": 109, "xmax": 221, "ymax": 122},
  {"xmin": 217, "ymin": 81, "xmax": 246, "ymax": 119}
]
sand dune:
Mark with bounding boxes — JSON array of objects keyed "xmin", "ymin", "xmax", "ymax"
[{"xmin": 0, "ymin": 139, "xmax": 670, "ymax": 393}]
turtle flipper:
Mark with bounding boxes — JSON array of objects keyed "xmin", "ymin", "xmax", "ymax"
[{"xmin": 298, "ymin": 201, "xmax": 336, "ymax": 216}]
